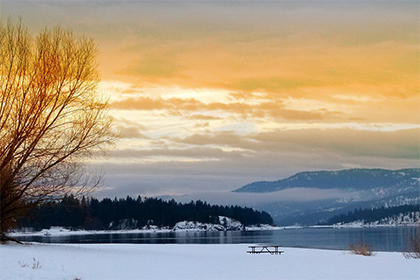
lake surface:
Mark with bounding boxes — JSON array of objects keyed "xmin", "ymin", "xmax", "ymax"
[{"xmin": 15, "ymin": 227, "xmax": 417, "ymax": 252}]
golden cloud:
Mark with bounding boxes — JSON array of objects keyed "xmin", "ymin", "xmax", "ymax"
[{"xmin": 110, "ymin": 95, "xmax": 341, "ymax": 122}]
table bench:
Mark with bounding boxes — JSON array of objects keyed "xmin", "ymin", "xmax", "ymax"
[{"xmin": 247, "ymin": 246, "xmax": 284, "ymax": 255}]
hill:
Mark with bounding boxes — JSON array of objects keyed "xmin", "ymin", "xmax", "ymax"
[{"xmin": 232, "ymin": 168, "xmax": 419, "ymax": 225}]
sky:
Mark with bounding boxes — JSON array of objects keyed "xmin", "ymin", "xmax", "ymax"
[{"xmin": 1, "ymin": 0, "xmax": 419, "ymax": 205}]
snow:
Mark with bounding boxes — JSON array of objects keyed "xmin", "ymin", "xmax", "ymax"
[
  {"xmin": 1, "ymin": 243, "xmax": 418, "ymax": 280},
  {"xmin": 173, "ymin": 220, "xmax": 226, "ymax": 231},
  {"xmin": 172, "ymin": 216, "xmax": 244, "ymax": 231},
  {"xmin": 219, "ymin": 216, "xmax": 244, "ymax": 230}
]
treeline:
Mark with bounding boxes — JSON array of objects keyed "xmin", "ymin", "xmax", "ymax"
[
  {"xmin": 17, "ymin": 195, "xmax": 273, "ymax": 231},
  {"xmin": 319, "ymin": 204, "xmax": 420, "ymax": 225}
]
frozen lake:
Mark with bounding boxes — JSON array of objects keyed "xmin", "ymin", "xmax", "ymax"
[{"xmin": 14, "ymin": 226, "xmax": 417, "ymax": 252}]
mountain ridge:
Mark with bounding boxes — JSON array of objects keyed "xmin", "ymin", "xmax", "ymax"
[{"xmin": 234, "ymin": 168, "xmax": 420, "ymax": 193}]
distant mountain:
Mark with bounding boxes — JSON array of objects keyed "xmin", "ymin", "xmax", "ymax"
[
  {"xmin": 233, "ymin": 168, "xmax": 420, "ymax": 226},
  {"xmin": 234, "ymin": 168, "xmax": 420, "ymax": 193}
]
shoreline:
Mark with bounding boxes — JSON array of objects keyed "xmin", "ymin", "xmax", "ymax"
[
  {"xmin": 9, "ymin": 225, "xmax": 285, "ymax": 237},
  {"xmin": 9, "ymin": 223, "xmax": 419, "ymax": 238}
]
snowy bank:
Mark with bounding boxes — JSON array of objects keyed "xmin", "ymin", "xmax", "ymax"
[
  {"xmin": 10, "ymin": 223, "xmax": 282, "ymax": 237},
  {"xmin": 0, "ymin": 243, "xmax": 418, "ymax": 280},
  {"xmin": 9, "ymin": 227, "xmax": 172, "ymax": 237}
]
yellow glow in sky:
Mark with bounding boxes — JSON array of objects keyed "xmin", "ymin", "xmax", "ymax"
[{"xmin": 2, "ymin": 1, "xmax": 419, "ymax": 197}]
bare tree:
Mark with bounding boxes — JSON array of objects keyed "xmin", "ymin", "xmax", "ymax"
[{"xmin": 0, "ymin": 19, "xmax": 114, "ymax": 240}]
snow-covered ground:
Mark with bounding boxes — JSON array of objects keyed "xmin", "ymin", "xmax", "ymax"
[{"xmin": 0, "ymin": 243, "xmax": 418, "ymax": 280}]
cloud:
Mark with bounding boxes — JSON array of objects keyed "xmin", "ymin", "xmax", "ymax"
[
  {"xmin": 249, "ymin": 128, "xmax": 420, "ymax": 160},
  {"xmin": 110, "ymin": 95, "xmax": 340, "ymax": 122},
  {"xmin": 188, "ymin": 114, "xmax": 221, "ymax": 121},
  {"xmin": 132, "ymin": 56, "xmax": 181, "ymax": 78},
  {"xmin": 118, "ymin": 127, "xmax": 150, "ymax": 139},
  {"xmin": 233, "ymin": 77, "xmax": 322, "ymax": 92},
  {"xmin": 111, "ymin": 97, "xmax": 167, "ymax": 110},
  {"xmin": 7, "ymin": 1, "xmax": 418, "ymax": 93},
  {"xmin": 169, "ymin": 188, "xmax": 360, "ymax": 206},
  {"xmin": 39, "ymin": 0, "xmax": 412, "ymax": 101},
  {"xmin": 108, "ymin": 146, "xmax": 245, "ymax": 160},
  {"xmin": 165, "ymin": 128, "xmax": 420, "ymax": 160}
]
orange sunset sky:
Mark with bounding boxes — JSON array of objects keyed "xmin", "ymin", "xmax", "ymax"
[{"xmin": 2, "ymin": 1, "xmax": 419, "ymax": 203}]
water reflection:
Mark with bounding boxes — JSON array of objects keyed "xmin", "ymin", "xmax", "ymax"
[{"xmin": 15, "ymin": 227, "xmax": 417, "ymax": 252}]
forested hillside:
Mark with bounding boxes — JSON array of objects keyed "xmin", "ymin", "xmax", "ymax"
[
  {"xmin": 17, "ymin": 195, "xmax": 273, "ymax": 231},
  {"xmin": 319, "ymin": 204, "xmax": 419, "ymax": 226}
]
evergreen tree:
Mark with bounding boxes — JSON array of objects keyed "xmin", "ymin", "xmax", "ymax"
[{"xmin": 16, "ymin": 195, "xmax": 274, "ymax": 230}]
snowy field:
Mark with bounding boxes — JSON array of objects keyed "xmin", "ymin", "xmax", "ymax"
[{"xmin": 0, "ymin": 243, "xmax": 418, "ymax": 280}]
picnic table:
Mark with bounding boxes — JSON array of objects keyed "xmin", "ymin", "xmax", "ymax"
[{"xmin": 247, "ymin": 246, "xmax": 284, "ymax": 255}]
